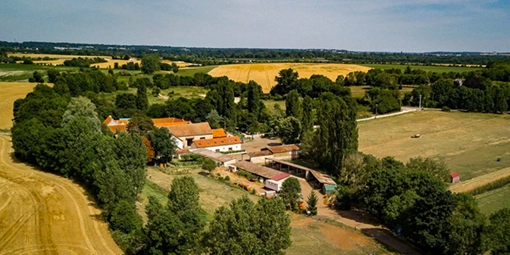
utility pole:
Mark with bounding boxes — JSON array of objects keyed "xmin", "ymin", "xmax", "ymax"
[
  {"xmin": 375, "ymin": 103, "xmax": 378, "ymax": 119},
  {"xmin": 419, "ymin": 94, "xmax": 422, "ymax": 110}
]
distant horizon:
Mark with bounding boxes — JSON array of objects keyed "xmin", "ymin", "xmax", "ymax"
[
  {"xmin": 3, "ymin": 40, "xmax": 509, "ymax": 55},
  {"xmin": 2, "ymin": 1, "xmax": 509, "ymax": 52}
]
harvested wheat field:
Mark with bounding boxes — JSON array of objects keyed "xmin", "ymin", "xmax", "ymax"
[
  {"xmin": 208, "ymin": 63, "xmax": 371, "ymax": 93},
  {"xmin": 0, "ymin": 82, "xmax": 40, "ymax": 129},
  {"xmin": 359, "ymin": 110, "xmax": 510, "ymax": 180},
  {"xmin": 0, "ymin": 135, "xmax": 122, "ymax": 254}
]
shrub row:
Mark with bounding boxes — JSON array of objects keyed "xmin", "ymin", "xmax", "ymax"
[{"xmin": 467, "ymin": 175, "xmax": 510, "ymax": 196}]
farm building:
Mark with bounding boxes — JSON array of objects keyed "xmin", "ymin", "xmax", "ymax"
[
  {"xmin": 165, "ymin": 122, "xmax": 214, "ymax": 149},
  {"xmin": 234, "ymin": 160, "xmax": 283, "ymax": 181},
  {"xmin": 247, "ymin": 150, "xmax": 274, "ymax": 164},
  {"xmin": 211, "ymin": 128, "xmax": 227, "ymax": 138},
  {"xmin": 265, "ymin": 158, "xmax": 336, "ymax": 192},
  {"xmin": 261, "ymin": 144, "xmax": 300, "ymax": 160},
  {"xmin": 192, "ymin": 149, "xmax": 237, "ymax": 169},
  {"xmin": 323, "ymin": 184, "xmax": 338, "ymax": 195},
  {"xmin": 103, "ymin": 116, "xmax": 189, "ymax": 134},
  {"xmin": 103, "ymin": 116, "xmax": 129, "ymax": 133},
  {"xmin": 264, "ymin": 172, "xmax": 291, "ymax": 191},
  {"xmin": 190, "ymin": 136, "xmax": 242, "ymax": 153},
  {"xmin": 152, "ymin": 117, "xmax": 189, "ymax": 127},
  {"xmin": 450, "ymin": 173, "xmax": 461, "ymax": 183}
]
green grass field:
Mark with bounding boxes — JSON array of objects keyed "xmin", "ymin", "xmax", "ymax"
[
  {"xmin": 359, "ymin": 111, "xmax": 510, "ymax": 180},
  {"xmin": 0, "ymin": 63, "xmax": 78, "ymax": 81},
  {"xmin": 475, "ymin": 184, "xmax": 510, "ymax": 215},
  {"xmin": 349, "ymin": 86, "xmax": 414, "ymax": 98},
  {"xmin": 361, "ymin": 64, "xmax": 483, "ymax": 73},
  {"xmin": 179, "ymin": 66, "xmax": 218, "ymax": 76}
]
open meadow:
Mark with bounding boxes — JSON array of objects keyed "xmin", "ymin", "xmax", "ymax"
[
  {"xmin": 350, "ymin": 85, "xmax": 414, "ymax": 98},
  {"xmin": 208, "ymin": 63, "xmax": 371, "ymax": 93},
  {"xmin": 475, "ymin": 184, "xmax": 510, "ymax": 215},
  {"xmin": 0, "ymin": 82, "xmax": 41, "ymax": 130},
  {"xmin": 359, "ymin": 110, "xmax": 510, "ymax": 180}
]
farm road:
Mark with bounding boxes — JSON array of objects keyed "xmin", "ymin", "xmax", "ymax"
[
  {"xmin": 449, "ymin": 166, "xmax": 510, "ymax": 193},
  {"xmin": 357, "ymin": 107, "xmax": 420, "ymax": 122},
  {"xmin": 298, "ymin": 179, "xmax": 423, "ymax": 255},
  {"xmin": 0, "ymin": 135, "xmax": 122, "ymax": 255}
]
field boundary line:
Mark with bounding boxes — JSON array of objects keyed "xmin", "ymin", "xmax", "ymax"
[{"xmin": 449, "ymin": 166, "xmax": 510, "ymax": 193}]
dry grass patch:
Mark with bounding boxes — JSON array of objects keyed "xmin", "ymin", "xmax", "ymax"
[
  {"xmin": 208, "ymin": 63, "xmax": 371, "ymax": 93},
  {"xmin": 287, "ymin": 214, "xmax": 394, "ymax": 255},
  {"xmin": 0, "ymin": 82, "xmax": 41, "ymax": 129},
  {"xmin": 359, "ymin": 111, "xmax": 510, "ymax": 180}
]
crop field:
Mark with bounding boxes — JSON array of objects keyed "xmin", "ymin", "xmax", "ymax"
[
  {"xmin": 208, "ymin": 63, "xmax": 371, "ymax": 93},
  {"xmin": 475, "ymin": 184, "xmax": 510, "ymax": 215},
  {"xmin": 361, "ymin": 64, "xmax": 483, "ymax": 73},
  {"xmin": 0, "ymin": 82, "xmax": 41, "ymax": 129},
  {"xmin": 0, "ymin": 135, "xmax": 122, "ymax": 254},
  {"xmin": 358, "ymin": 111, "xmax": 510, "ymax": 180}
]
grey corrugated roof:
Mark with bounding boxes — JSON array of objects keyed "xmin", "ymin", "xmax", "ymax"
[
  {"xmin": 192, "ymin": 149, "xmax": 236, "ymax": 163},
  {"xmin": 234, "ymin": 161, "xmax": 282, "ymax": 179}
]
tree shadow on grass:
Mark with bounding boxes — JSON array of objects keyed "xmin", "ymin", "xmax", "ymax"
[{"xmin": 361, "ymin": 228, "xmax": 424, "ymax": 255}]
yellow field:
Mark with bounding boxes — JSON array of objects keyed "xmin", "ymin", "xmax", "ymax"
[
  {"xmin": 208, "ymin": 63, "xmax": 372, "ymax": 93},
  {"xmin": 10, "ymin": 53, "xmax": 189, "ymax": 68},
  {"xmin": 0, "ymin": 82, "xmax": 41, "ymax": 129}
]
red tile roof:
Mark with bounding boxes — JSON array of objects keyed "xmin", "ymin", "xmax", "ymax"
[
  {"xmin": 271, "ymin": 173, "xmax": 290, "ymax": 181},
  {"xmin": 247, "ymin": 150, "xmax": 273, "ymax": 158},
  {"xmin": 450, "ymin": 173, "xmax": 460, "ymax": 178},
  {"xmin": 211, "ymin": 128, "xmax": 227, "ymax": 138},
  {"xmin": 192, "ymin": 136, "xmax": 241, "ymax": 148},
  {"xmin": 265, "ymin": 144, "xmax": 300, "ymax": 154},
  {"xmin": 152, "ymin": 117, "xmax": 188, "ymax": 127},
  {"xmin": 166, "ymin": 122, "xmax": 212, "ymax": 137}
]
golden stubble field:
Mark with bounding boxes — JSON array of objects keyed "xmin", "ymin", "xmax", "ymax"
[
  {"xmin": 0, "ymin": 135, "xmax": 122, "ymax": 254},
  {"xmin": 208, "ymin": 63, "xmax": 371, "ymax": 93},
  {"xmin": 358, "ymin": 110, "xmax": 510, "ymax": 181},
  {"xmin": 0, "ymin": 82, "xmax": 41, "ymax": 130},
  {"xmin": 9, "ymin": 53, "xmax": 189, "ymax": 68}
]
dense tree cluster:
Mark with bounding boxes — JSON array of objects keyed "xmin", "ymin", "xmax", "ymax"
[
  {"xmin": 405, "ymin": 62, "xmax": 510, "ymax": 113},
  {"xmin": 12, "ymin": 90, "xmax": 147, "ymax": 241},
  {"xmin": 63, "ymin": 57, "xmax": 107, "ymax": 67}
]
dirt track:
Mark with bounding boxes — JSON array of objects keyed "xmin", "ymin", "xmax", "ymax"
[{"xmin": 0, "ymin": 135, "xmax": 122, "ymax": 255}]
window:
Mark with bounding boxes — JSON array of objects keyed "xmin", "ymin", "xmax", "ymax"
[
  {"xmin": 215, "ymin": 149, "xmax": 220, "ymax": 152},
  {"xmin": 228, "ymin": 147, "xmax": 233, "ymax": 151},
  {"xmin": 186, "ymin": 138, "xmax": 193, "ymax": 147},
  {"xmin": 200, "ymin": 137, "xmax": 206, "ymax": 140}
]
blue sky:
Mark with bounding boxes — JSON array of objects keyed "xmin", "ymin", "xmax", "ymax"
[{"xmin": 1, "ymin": 0, "xmax": 508, "ymax": 52}]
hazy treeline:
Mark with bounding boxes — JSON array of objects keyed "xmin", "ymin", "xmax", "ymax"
[{"xmin": 2, "ymin": 41, "xmax": 510, "ymax": 66}]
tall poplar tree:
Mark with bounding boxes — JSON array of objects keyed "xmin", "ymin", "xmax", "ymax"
[
  {"xmin": 302, "ymin": 95, "xmax": 358, "ymax": 176},
  {"xmin": 301, "ymin": 95, "xmax": 314, "ymax": 136},
  {"xmin": 285, "ymin": 89, "xmax": 302, "ymax": 119}
]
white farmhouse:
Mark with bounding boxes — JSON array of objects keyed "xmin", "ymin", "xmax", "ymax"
[{"xmin": 264, "ymin": 173, "xmax": 291, "ymax": 192}]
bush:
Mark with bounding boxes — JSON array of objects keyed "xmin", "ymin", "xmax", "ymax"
[
  {"xmin": 202, "ymin": 158, "xmax": 216, "ymax": 172},
  {"xmin": 442, "ymin": 106, "xmax": 451, "ymax": 112}
]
